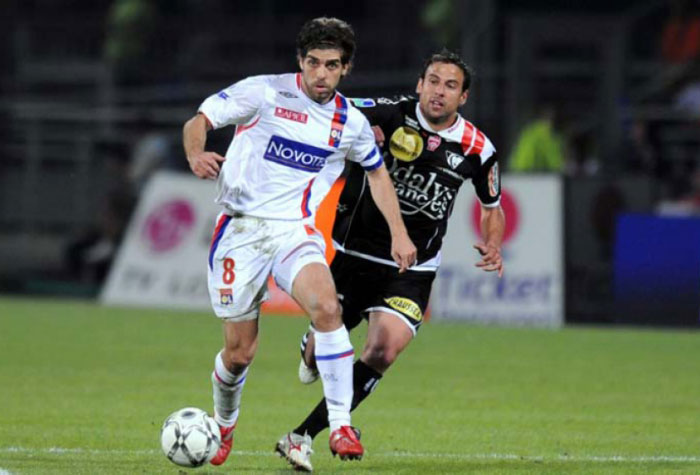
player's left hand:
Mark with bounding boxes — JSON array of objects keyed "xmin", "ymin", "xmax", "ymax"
[
  {"xmin": 391, "ymin": 233, "xmax": 417, "ymax": 273},
  {"xmin": 372, "ymin": 126, "xmax": 386, "ymax": 147},
  {"xmin": 473, "ymin": 243, "xmax": 504, "ymax": 278}
]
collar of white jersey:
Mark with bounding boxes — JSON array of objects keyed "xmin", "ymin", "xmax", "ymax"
[
  {"xmin": 294, "ymin": 73, "xmax": 344, "ymax": 109},
  {"xmin": 415, "ymin": 102, "xmax": 465, "ymax": 142}
]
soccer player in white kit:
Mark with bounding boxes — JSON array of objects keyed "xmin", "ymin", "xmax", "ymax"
[{"xmin": 182, "ymin": 17, "xmax": 416, "ymax": 467}]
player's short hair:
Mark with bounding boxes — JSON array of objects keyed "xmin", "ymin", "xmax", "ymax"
[
  {"xmin": 296, "ymin": 17, "xmax": 356, "ymax": 66},
  {"xmin": 420, "ymin": 48, "xmax": 473, "ymax": 92}
]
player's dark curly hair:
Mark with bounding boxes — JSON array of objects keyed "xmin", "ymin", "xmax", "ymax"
[
  {"xmin": 421, "ymin": 48, "xmax": 473, "ymax": 92},
  {"xmin": 296, "ymin": 17, "xmax": 356, "ymax": 66}
]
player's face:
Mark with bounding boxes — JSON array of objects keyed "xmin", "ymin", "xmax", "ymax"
[
  {"xmin": 298, "ymin": 48, "xmax": 349, "ymax": 104},
  {"xmin": 416, "ymin": 62, "xmax": 469, "ymax": 129}
]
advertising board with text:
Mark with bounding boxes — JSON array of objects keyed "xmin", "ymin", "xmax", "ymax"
[{"xmin": 431, "ymin": 175, "xmax": 563, "ymax": 327}]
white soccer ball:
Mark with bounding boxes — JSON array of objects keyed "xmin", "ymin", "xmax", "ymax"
[{"xmin": 160, "ymin": 407, "xmax": 221, "ymax": 467}]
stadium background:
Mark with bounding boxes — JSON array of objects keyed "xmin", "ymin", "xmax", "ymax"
[
  {"xmin": 2, "ymin": 0, "xmax": 699, "ymax": 326},
  {"xmin": 1, "ymin": 1, "xmax": 700, "ymax": 473}
]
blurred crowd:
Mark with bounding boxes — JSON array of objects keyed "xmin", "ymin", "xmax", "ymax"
[
  {"xmin": 507, "ymin": 0, "xmax": 700, "ymax": 218},
  {"xmin": 3, "ymin": 0, "xmax": 699, "ymax": 299}
]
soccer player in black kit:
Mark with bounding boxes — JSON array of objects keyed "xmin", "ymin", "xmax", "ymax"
[{"xmin": 275, "ymin": 49, "xmax": 505, "ymax": 472}]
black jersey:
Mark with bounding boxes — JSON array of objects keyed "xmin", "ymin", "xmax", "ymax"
[{"xmin": 333, "ymin": 96, "xmax": 501, "ymax": 270}]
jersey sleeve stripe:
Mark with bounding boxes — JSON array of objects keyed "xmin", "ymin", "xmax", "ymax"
[
  {"xmin": 208, "ymin": 214, "xmax": 232, "ymax": 270},
  {"xmin": 461, "ymin": 121, "xmax": 476, "ymax": 155},
  {"xmin": 361, "ymin": 157, "xmax": 383, "ymax": 171},
  {"xmin": 479, "ymin": 197, "xmax": 501, "ymax": 208},
  {"xmin": 235, "ymin": 116, "xmax": 261, "ymax": 136},
  {"xmin": 361, "ymin": 147, "xmax": 379, "ymax": 163},
  {"xmin": 473, "ymin": 130, "xmax": 486, "ymax": 156},
  {"xmin": 360, "ymin": 146, "xmax": 383, "ymax": 171}
]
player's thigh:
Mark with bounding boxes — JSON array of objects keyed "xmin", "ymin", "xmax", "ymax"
[
  {"xmin": 290, "ymin": 262, "xmax": 341, "ymax": 329},
  {"xmin": 272, "ymin": 223, "xmax": 328, "ymax": 295},
  {"xmin": 271, "ymin": 225, "xmax": 339, "ymax": 326},
  {"xmin": 365, "ymin": 268, "xmax": 436, "ymax": 337}
]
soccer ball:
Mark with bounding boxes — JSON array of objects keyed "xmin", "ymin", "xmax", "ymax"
[{"xmin": 160, "ymin": 407, "xmax": 221, "ymax": 467}]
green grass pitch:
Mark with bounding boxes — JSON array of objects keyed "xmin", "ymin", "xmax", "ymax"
[{"xmin": 0, "ymin": 297, "xmax": 699, "ymax": 474}]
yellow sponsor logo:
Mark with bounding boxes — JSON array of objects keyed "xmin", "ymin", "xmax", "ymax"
[
  {"xmin": 389, "ymin": 127, "xmax": 423, "ymax": 162},
  {"xmin": 384, "ymin": 296, "xmax": 423, "ymax": 322}
]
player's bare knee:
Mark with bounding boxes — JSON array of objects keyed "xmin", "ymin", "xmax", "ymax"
[
  {"xmin": 222, "ymin": 346, "xmax": 255, "ymax": 371},
  {"xmin": 363, "ymin": 342, "xmax": 398, "ymax": 372},
  {"xmin": 318, "ymin": 296, "xmax": 341, "ymax": 319},
  {"xmin": 309, "ymin": 297, "xmax": 342, "ymax": 331}
]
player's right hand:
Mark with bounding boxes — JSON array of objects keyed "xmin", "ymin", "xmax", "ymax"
[
  {"xmin": 187, "ymin": 152, "xmax": 226, "ymax": 180},
  {"xmin": 391, "ymin": 233, "xmax": 417, "ymax": 273},
  {"xmin": 473, "ymin": 243, "xmax": 504, "ymax": 278}
]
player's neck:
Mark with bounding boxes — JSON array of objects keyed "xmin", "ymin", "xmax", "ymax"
[
  {"xmin": 428, "ymin": 114, "xmax": 459, "ymax": 132},
  {"xmin": 417, "ymin": 105, "xmax": 458, "ymax": 132}
]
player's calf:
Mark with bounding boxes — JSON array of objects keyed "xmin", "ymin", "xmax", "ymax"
[{"xmin": 361, "ymin": 342, "xmax": 399, "ymax": 374}]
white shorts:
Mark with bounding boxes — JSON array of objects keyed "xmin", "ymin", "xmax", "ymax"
[{"xmin": 207, "ymin": 212, "xmax": 327, "ymax": 321}]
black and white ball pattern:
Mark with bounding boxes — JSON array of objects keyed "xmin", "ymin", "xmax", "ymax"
[{"xmin": 160, "ymin": 407, "xmax": 221, "ymax": 467}]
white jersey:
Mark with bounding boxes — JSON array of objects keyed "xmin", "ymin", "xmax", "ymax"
[{"xmin": 198, "ymin": 73, "xmax": 383, "ymax": 220}]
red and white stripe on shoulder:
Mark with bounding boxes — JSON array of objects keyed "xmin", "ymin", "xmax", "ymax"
[
  {"xmin": 460, "ymin": 120, "xmax": 495, "ymax": 164},
  {"xmin": 235, "ymin": 117, "xmax": 260, "ymax": 136}
]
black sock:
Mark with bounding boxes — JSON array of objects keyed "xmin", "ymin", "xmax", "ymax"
[{"xmin": 293, "ymin": 360, "xmax": 382, "ymax": 439}]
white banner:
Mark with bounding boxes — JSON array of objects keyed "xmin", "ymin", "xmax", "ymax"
[
  {"xmin": 101, "ymin": 171, "xmax": 219, "ymax": 310},
  {"xmin": 431, "ymin": 175, "xmax": 563, "ymax": 327}
]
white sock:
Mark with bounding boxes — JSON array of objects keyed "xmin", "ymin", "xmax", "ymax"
[
  {"xmin": 314, "ymin": 325, "xmax": 354, "ymax": 431},
  {"xmin": 211, "ymin": 350, "xmax": 248, "ymax": 428}
]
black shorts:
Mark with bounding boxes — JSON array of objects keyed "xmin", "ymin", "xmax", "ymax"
[{"xmin": 331, "ymin": 251, "xmax": 436, "ymax": 335}]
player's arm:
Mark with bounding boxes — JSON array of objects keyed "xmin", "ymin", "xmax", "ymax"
[
  {"xmin": 365, "ymin": 164, "xmax": 417, "ymax": 272},
  {"xmin": 349, "ymin": 113, "xmax": 416, "ymax": 271},
  {"xmin": 474, "ymin": 205, "xmax": 505, "ymax": 277},
  {"xmin": 371, "ymin": 126, "xmax": 386, "ymax": 147},
  {"xmin": 183, "ymin": 114, "xmax": 225, "ymax": 180},
  {"xmin": 470, "ymin": 135, "xmax": 505, "ymax": 277},
  {"xmin": 184, "ymin": 76, "xmax": 268, "ymax": 180}
]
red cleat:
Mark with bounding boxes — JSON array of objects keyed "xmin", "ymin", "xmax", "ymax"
[
  {"xmin": 329, "ymin": 426, "xmax": 363, "ymax": 461},
  {"xmin": 210, "ymin": 424, "xmax": 235, "ymax": 466}
]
